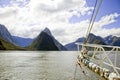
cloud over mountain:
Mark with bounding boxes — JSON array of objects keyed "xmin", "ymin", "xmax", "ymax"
[{"xmin": 0, "ymin": 0, "xmax": 120, "ymax": 45}]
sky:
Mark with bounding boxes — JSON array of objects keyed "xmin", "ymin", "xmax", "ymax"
[{"xmin": 0, "ymin": 0, "xmax": 120, "ymax": 45}]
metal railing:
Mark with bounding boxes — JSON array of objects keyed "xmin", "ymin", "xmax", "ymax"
[{"xmin": 75, "ymin": 43, "xmax": 120, "ymax": 80}]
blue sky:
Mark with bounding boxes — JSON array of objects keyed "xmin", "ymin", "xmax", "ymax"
[
  {"xmin": 69, "ymin": 0, "xmax": 120, "ymax": 29},
  {"xmin": 0, "ymin": 0, "xmax": 30, "ymax": 7},
  {"xmin": 0, "ymin": 0, "xmax": 120, "ymax": 44},
  {"xmin": 91, "ymin": 0, "xmax": 120, "ymax": 29}
]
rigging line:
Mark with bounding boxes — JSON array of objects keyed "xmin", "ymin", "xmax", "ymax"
[
  {"xmin": 85, "ymin": 0, "xmax": 103, "ymax": 44},
  {"xmin": 74, "ymin": 63, "xmax": 78, "ymax": 80},
  {"xmin": 84, "ymin": 0, "xmax": 98, "ymax": 44}
]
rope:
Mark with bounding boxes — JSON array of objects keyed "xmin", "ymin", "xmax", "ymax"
[
  {"xmin": 85, "ymin": 0, "xmax": 98, "ymax": 44},
  {"xmin": 74, "ymin": 63, "xmax": 78, "ymax": 80},
  {"xmin": 84, "ymin": 0, "xmax": 103, "ymax": 44},
  {"xmin": 74, "ymin": 0, "xmax": 103, "ymax": 80}
]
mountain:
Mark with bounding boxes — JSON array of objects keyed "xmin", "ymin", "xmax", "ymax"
[
  {"xmin": 0, "ymin": 38, "xmax": 5, "ymax": 50},
  {"xmin": 111, "ymin": 37, "xmax": 120, "ymax": 46},
  {"xmin": 87, "ymin": 33, "xmax": 105, "ymax": 44},
  {"xmin": 0, "ymin": 24, "xmax": 66, "ymax": 50},
  {"xmin": 0, "ymin": 24, "xmax": 34, "ymax": 47},
  {"xmin": 65, "ymin": 37, "xmax": 85, "ymax": 51},
  {"xmin": 12, "ymin": 36, "xmax": 33, "ymax": 47},
  {"xmin": 2, "ymin": 23, "xmax": 119, "ymax": 51},
  {"xmin": 28, "ymin": 28, "xmax": 67, "ymax": 51},
  {"xmin": 104, "ymin": 35, "xmax": 120, "ymax": 46},
  {"xmin": 0, "ymin": 24, "xmax": 24, "ymax": 50},
  {"xmin": 65, "ymin": 33, "xmax": 106, "ymax": 50},
  {"xmin": 104, "ymin": 35, "xmax": 114, "ymax": 45},
  {"xmin": 0, "ymin": 37, "xmax": 24, "ymax": 50},
  {"xmin": 0, "ymin": 24, "xmax": 15, "ymax": 44},
  {"xmin": 43, "ymin": 28, "xmax": 67, "ymax": 50}
]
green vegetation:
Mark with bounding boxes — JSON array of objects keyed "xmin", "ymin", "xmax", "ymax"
[{"xmin": 0, "ymin": 38, "xmax": 25, "ymax": 50}]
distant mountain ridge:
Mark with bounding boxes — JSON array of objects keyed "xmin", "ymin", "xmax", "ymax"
[
  {"xmin": 65, "ymin": 33, "xmax": 106, "ymax": 50},
  {"xmin": 12, "ymin": 36, "xmax": 33, "ymax": 47},
  {"xmin": 65, "ymin": 33, "xmax": 120, "ymax": 50},
  {"xmin": 65, "ymin": 37, "xmax": 85, "ymax": 51}
]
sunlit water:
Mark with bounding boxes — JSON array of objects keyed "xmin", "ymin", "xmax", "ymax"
[{"xmin": 0, "ymin": 51, "xmax": 119, "ymax": 80}]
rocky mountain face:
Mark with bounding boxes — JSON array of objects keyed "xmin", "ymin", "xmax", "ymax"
[
  {"xmin": 28, "ymin": 28, "xmax": 67, "ymax": 51},
  {"xmin": 0, "ymin": 24, "xmax": 15, "ymax": 44},
  {"xmin": 104, "ymin": 35, "xmax": 120, "ymax": 46},
  {"xmin": 111, "ymin": 37, "xmax": 120, "ymax": 46},
  {"xmin": 87, "ymin": 33, "xmax": 106, "ymax": 44},
  {"xmin": 43, "ymin": 28, "xmax": 67, "ymax": 50}
]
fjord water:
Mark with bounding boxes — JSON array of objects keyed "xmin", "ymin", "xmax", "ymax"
[{"xmin": 0, "ymin": 51, "xmax": 115, "ymax": 80}]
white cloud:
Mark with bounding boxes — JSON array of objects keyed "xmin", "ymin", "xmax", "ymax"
[
  {"xmin": 92, "ymin": 13, "xmax": 120, "ymax": 37},
  {"xmin": 0, "ymin": 7, "xmax": 17, "ymax": 18},
  {"xmin": 97, "ymin": 13, "xmax": 119, "ymax": 27},
  {"xmin": 0, "ymin": 0, "xmax": 120, "ymax": 45}
]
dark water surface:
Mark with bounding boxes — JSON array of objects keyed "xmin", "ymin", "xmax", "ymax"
[{"xmin": 0, "ymin": 51, "xmax": 115, "ymax": 80}]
